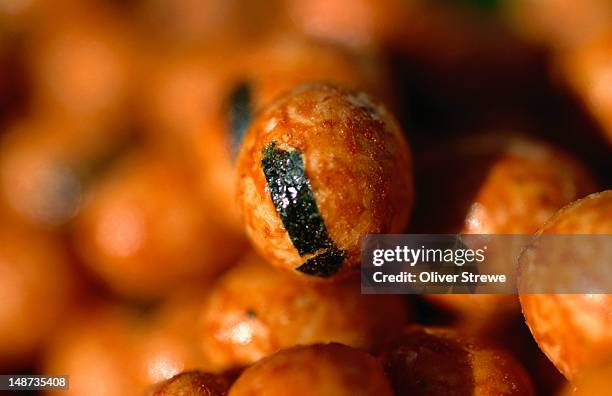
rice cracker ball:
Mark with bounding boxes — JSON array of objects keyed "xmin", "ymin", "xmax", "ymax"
[
  {"xmin": 229, "ymin": 343, "xmax": 393, "ymax": 396},
  {"xmin": 235, "ymin": 83, "xmax": 412, "ymax": 279},
  {"xmin": 519, "ymin": 190, "xmax": 612, "ymax": 379},
  {"xmin": 198, "ymin": 253, "xmax": 408, "ymax": 371},
  {"xmin": 378, "ymin": 326, "xmax": 535, "ymax": 396},
  {"xmin": 146, "ymin": 371, "xmax": 230, "ymax": 396}
]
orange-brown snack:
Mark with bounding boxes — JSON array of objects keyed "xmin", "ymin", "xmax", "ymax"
[
  {"xmin": 413, "ymin": 133, "xmax": 596, "ymax": 235},
  {"xmin": 559, "ymin": 35, "xmax": 612, "ymax": 145},
  {"xmin": 25, "ymin": 3, "xmax": 138, "ymax": 128},
  {"xmin": 146, "ymin": 371, "xmax": 230, "ymax": 396},
  {"xmin": 236, "ymin": 83, "xmax": 412, "ymax": 278},
  {"xmin": 560, "ymin": 360, "xmax": 612, "ymax": 396},
  {"xmin": 136, "ymin": 0, "xmax": 281, "ymax": 47},
  {"xmin": 519, "ymin": 190, "xmax": 612, "ymax": 380},
  {"xmin": 378, "ymin": 326, "xmax": 535, "ymax": 396},
  {"xmin": 0, "ymin": 0, "xmax": 92, "ymax": 36},
  {"xmin": 0, "ymin": 116, "xmax": 126, "ymax": 228},
  {"xmin": 143, "ymin": 36, "xmax": 391, "ymax": 230},
  {"xmin": 505, "ymin": 0, "xmax": 612, "ymax": 50},
  {"xmin": 43, "ymin": 303, "xmax": 141, "ymax": 396},
  {"xmin": 0, "ymin": 0, "xmax": 40, "ymax": 33},
  {"xmin": 134, "ymin": 287, "xmax": 210, "ymax": 389},
  {"xmin": 73, "ymin": 149, "xmax": 244, "ymax": 301},
  {"xmin": 199, "ymin": 253, "xmax": 408, "ymax": 371},
  {"xmin": 228, "ymin": 343, "xmax": 394, "ymax": 396},
  {"xmin": 284, "ymin": 0, "xmax": 415, "ymax": 49},
  {"xmin": 144, "ymin": 36, "xmax": 389, "ymax": 140},
  {"xmin": 238, "ymin": 36, "xmax": 392, "ymax": 111},
  {"xmin": 139, "ymin": 45, "xmax": 240, "ymax": 230},
  {"xmin": 0, "ymin": 225, "xmax": 74, "ymax": 366},
  {"xmin": 413, "ymin": 133, "xmax": 596, "ymax": 332}
]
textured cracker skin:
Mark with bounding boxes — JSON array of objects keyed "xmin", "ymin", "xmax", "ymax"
[
  {"xmin": 419, "ymin": 133, "xmax": 596, "ymax": 332},
  {"xmin": 236, "ymin": 83, "xmax": 412, "ymax": 278},
  {"xmin": 378, "ymin": 326, "xmax": 535, "ymax": 396},
  {"xmin": 199, "ymin": 253, "xmax": 408, "ymax": 371},
  {"xmin": 147, "ymin": 371, "xmax": 229, "ymax": 396},
  {"xmin": 520, "ymin": 190, "xmax": 612, "ymax": 379},
  {"xmin": 229, "ymin": 343, "xmax": 394, "ymax": 396}
]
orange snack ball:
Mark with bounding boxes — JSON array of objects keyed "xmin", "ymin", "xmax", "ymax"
[
  {"xmin": 285, "ymin": 0, "xmax": 415, "ymax": 49},
  {"xmin": 236, "ymin": 83, "xmax": 412, "ymax": 278},
  {"xmin": 413, "ymin": 133, "xmax": 596, "ymax": 235},
  {"xmin": 378, "ymin": 326, "xmax": 535, "ymax": 396},
  {"xmin": 204, "ymin": 38, "xmax": 391, "ymax": 229},
  {"xmin": 140, "ymin": 46, "xmax": 240, "ymax": 230},
  {"xmin": 199, "ymin": 253, "xmax": 408, "ymax": 371},
  {"xmin": 0, "ymin": 117, "xmax": 121, "ymax": 228},
  {"xmin": 0, "ymin": 225, "xmax": 73, "ymax": 366},
  {"xmin": 134, "ymin": 287, "xmax": 210, "ymax": 389},
  {"xmin": 144, "ymin": 37, "xmax": 389, "ymax": 139},
  {"xmin": 239, "ymin": 35, "xmax": 392, "ymax": 109},
  {"xmin": 143, "ymin": 37, "xmax": 391, "ymax": 230},
  {"xmin": 0, "ymin": 0, "xmax": 91, "ymax": 36},
  {"xmin": 43, "ymin": 304, "xmax": 141, "ymax": 396},
  {"xmin": 519, "ymin": 190, "xmax": 612, "ymax": 380},
  {"xmin": 560, "ymin": 360, "xmax": 612, "ymax": 396},
  {"xmin": 414, "ymin": 133, "xmax": 595, "ymax": 331},
  {"xmin": 26, "ymin": 5, "xmax": 137, "ymax": 127},
  {"xmin": 559, "ymin": 35, "xmax": 612, "ymax": 145},
  {"xmin": 229, "ymin": 343, "xmax": 394, "ymax": 396},
  {"xmin": 505, "ymin": 0, "xmax": 612, "ymax": 50},
  {"xmin": 73, "ymin": 149, "xmax": 243, "ymax": 300},
  {"xmin": 146, "ymin": 371, "xmax": 230, "ymax": 396},
  {"xmin": 136, "ymin": 0, "xmax": 277, "ymax": 47}
]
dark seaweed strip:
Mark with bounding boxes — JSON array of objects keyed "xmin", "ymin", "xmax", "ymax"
[
  {"xmin": 262, "ymin": 142, "xmax": 330, "ymax": 255},
  {"xmin": 261, "ymin": 142, "xmax": 345, "ymax": 277},
  {"xmin": 229, "ymin": 81, "xmax": 253, "ymax": 157},
  {"xmin": 296, "ymin": 246, "xmax": 346, "ymax": 277}
]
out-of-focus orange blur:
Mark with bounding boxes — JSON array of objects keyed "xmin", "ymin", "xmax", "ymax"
[{"xmin": 0, "ymin": 1, "xmax": 610, "ymax": 395}]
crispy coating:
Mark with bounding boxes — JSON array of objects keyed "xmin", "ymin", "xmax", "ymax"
[
  {"xmin": 0, "ymin": 226, "xmax": 73, "ymax": 366},
  {"xmin": 147, "ymin": 371, "xmax": 229, "ymax": 396},
  {"xmin": 228, "ymin": 343, "xmax": 394, "ymax": 396},
  {"xmin": 560, "ymin": 360, "xmax": 612, "ymax": 395},
  {"xmin": 236, "ymin": 83, "xmax": 412, "ymax": 278},
  {"xmin": 559, "ymin": 35, "xmax": 612, "ymax": 145},
  {"xmin": 199, "ymin": 253, "xmax": 408, "ymax": 371},
  {"xmin": 378, "ymin": 326, "xmax": 535, "ymax": 396},
  {"xmin": 519, "ymin": 190, "xmax": 612, "ymax": 380},
  {"xmin": 73, "ymin": 149, "xmax": 243, "ymax": 300},
  {"xmin": 415, "ymin": 133, "xmax": 596, "ymax": 331}
]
